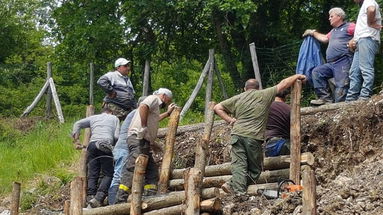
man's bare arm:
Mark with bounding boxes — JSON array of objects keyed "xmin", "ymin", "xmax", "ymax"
[
  {"xmin": 214, "ymin": 103, "xmax": 236, "ymax": 125},
  {"xmin": 276, "ymin": 74, "xmax": 306, "ymax": 93},
  {"xmin": 367, "ymin": 6, "xmax": 382, "ymax": 30}
]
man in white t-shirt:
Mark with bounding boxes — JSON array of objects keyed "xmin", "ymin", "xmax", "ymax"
[
  {"xmin": 346, "ymin": 0, "xmax": 381, "ymax": 101},
  {"xmin": 115, "ymin": 88, "xmax": 175, "ymax": 203}
]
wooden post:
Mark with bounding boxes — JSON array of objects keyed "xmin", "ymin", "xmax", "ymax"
[
  {"xmin": 302, "ymin": 166, "xmax": 317, "ymax": 215},
  {"xmin": 195, "ymin": 102, "xmax": 215, "ymax": 175},
  {"xmin": 46, "ymin": 62, "xmax": 53, "ymax": 118},
  {"xmin": 70, "ymin": 177, "xmax": 84, "ymax": 215},
  {"xmin": 289, "ymin": 80, "xmax": 302, "ymax": 184},
  {"xmin": 180, "ymin": 52, "xmax": 212, "ymax": 120},
  {"xmin": 200, "ymin": 198, "xmax": 222, "ymax": 213},
  {"xmin": 10, "ymin": 182, "xmax": 21, "ymax": 215},
  {"xmin": 249, "ymin": 43, "xmax": 263, "ymax": 89},
  {"xmin": 158, "ymin": 107, "xmax": 182, "ymax": 194},
  {"xmin": 79, "ymin": 105, "xmax": 94, "ymax": 206},
  {"xmin": 20, "ymin": 80, "xmax": 50, "ymax": 117},
  {"xmin": 213, "ymin": 58, "xmax": 228, "ymax": 99},
  {"xmin": 64, "ymin": 200, "xmax": 70, "ymax": 215},
  {"xmin": 143, "ymin": 60, "xmax": 150, "ymax": 96},
  {"xmin": 130, "ymin": 154, "xmax": 149, "ymax": 215},
  {"xmin": 48, "ymin": 78, "xmax": 65, "ymax": 123},
  {"xmin": 184, "ymin": 168, "xmax": 202, "ymax": 215},
  {"xmin": 205, "ymin": 49, "xmax": 214, "ymax": 117},
  {"xmin": 89, "ymin": 63, "xmax": 94, "ymax": 105}
]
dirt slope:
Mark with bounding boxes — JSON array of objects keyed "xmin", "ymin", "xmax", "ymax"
[{"xmin": 2, "ymin": 94, "xmax": 383, "ymax": 214}]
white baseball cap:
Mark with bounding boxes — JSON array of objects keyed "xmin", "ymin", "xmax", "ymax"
[
  {"xmin": 114, "ymin": 58, "xmax": 131, "ymax": 68},
  {"xmin": 153, "ymin": 88, "xmax": 173, "ymax": 98}
]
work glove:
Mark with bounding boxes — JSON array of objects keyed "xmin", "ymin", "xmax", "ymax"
[{"xmin": 302, "ymin": 29, "xmax": 316, "ymax": 37}]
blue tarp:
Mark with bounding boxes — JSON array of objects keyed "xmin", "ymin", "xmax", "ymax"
[{"xmin": 296, "ymin": 36, "xmax": 324, "ymax": 85}]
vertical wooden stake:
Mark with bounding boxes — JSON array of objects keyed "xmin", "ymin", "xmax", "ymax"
[
  {"xmin": 158, "ymin": 107, "xmax": 182, "ymax": 194},
  {"xmin": 205, "ymin": 49, "xmax": 214, "ymax": 118},
  {"xmin": 46, "ymin": 62, "xmax": 53, "ymax": 118},
  {"xmin": 10, "ymin": 182, "xmax": 21, "ymax": 215},
  {"xmin": 213, "ymin": 58, "xmax": 228, "ymax": 99},
  {"xmin": 79, "ymin": 105, "xmax": 94, "ymax": 206},
  {"xmin": 249, "ymin": 43, "xmax": 263, "ymax": 89},
  {"xmin": 180, "ymin": 51, "xmax": 212, "ymax": 120},
  {"xmin": 184, "ymin": 168, "xmax": 202, "ymax": 215},
  {"xmin": 130, "ymin": 154, "xmax": 149, "ymax": 215},
  {"xmin": 289, "ymin": 80, "xmax": 302, "ymax": 184},
  {"xmin": 70, "ymin": 177, "xmax": 84, "ymax": 215},
  {"xmin": 63, "ymin": 200, "xmax": 70, "ymax": 215},
  {"xmin": 143, "ymin": 60, "xmax": 150, "ymax": 96},
  {"xmin": 195, "ymin": 102, "xmax": 215, "ymax": 175},
  {"xmin": 302, "ymin": 166, "xmax": 317, "ymax": 215},
  {"xmin": 89, "ymin": 63, "xmax": 94, "ymax": 105},
  {"xmin": 48, "ymin": 78, "xmax": 65, "ymax": 123}
]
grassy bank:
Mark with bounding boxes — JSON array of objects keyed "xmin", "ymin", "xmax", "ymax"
[{"xmin": 0, "ymin": 118, "xmax": 79, "ymax": 195}]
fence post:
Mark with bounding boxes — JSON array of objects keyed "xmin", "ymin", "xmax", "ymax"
[
  {"xmin": 10, "ymin": 182, "xmax": 21, "ymax": 215},
  {"xmin": 205, "ymin": 49, "xmax": 214, "ymax": 118},
  {"xmin": 46, "ymin": 62, "xmax": 52, "ymax": 118},
  {"xmin": 143, "ymin": 60, "xmax": 150, "ymax": 96},
  {"xmin": 89, "ymin": 63, "xmax": 94, "ymax": 105},
  {"xmin": 249, "ymin": 43, "xmax": 263, "ymax": 89}
]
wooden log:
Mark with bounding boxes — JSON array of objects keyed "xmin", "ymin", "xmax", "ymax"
[
  {"xmin": 301, "ymin": 100, "xmax": 361, "ymax": 115},
  {"xmin": 21, "ymin": 79, "xmax": 50, "ymax": 117},
  {"xmin": 302, "ymin": 166, "xmax": 317, "ymax": 215},
  {"xmin": 10, "ymin": 182, "xmax": 21, "ymax": 215},
  {"xmin": 169, "ymin": 169, "xmax": 289, "ymax": 190},
  {"xmin": 205, "ymin": 49, "xmax": 214, "ymax": 116},
  {"xmin": 142, "ymin": 60, "xmax": 150, "ymax": 96},
  {"xmin": 184, "ymin": 168, "xmax": 203, "ymax": 215},
  {"xmin": 213, "ymin": 58, "xmax": 228, "ymax": 99},
  {"xmin": 157, "ymin": 120, "xmax": 225, "ymax": 138},
  {"xmin": 144, "ymin": 198, "xmax": 220, "ymax": 215},
  {"xmin": 180, "ymin": 56, "xmax": 211, "ymax": 120},
  {"xmin": 290, "ymin": 80, "xmax": 302, "ymax": 184},
  {"xmin": 45, "ymin": 62, "xmax": 52, "ymax": 119},
  {"xmin": 79, "ymin": 105, "xmax": 94, "ymax": 206},
  {"xmin": 143, "ymin": 205, "xmax": 185, "ymax": 215},
  {"xmin": 131, "ymin": 154, "xmax": 149, "ymax": 215},
  {"xmin": 249, "ymin": 43, "xmax": 263, "ymax": 89},
  {"xmin": 195, "ymin": 102, "xmax": 215, "ymax": 175},
  {"xmin": 49, "ymin": 78, "xmax": 65, "ymax": 123},
  {"xmin": 158, "ymin": 107, "xmax": 181, "ymax": 194},
  {"xmin": 83, "ymin": 187, "xmax": 219, "ymax": 215},
  {"xmin": 64, "ymin": 200, "xmax": 70, "ymax": 215},
  {"xmin": 89, "ymin": 63, "xmax": 94, "ymax": 105},
  {"xmin": 200, "ymin": 198, "xmax": 222, "ymax": 213},
  {"xmin": 70, "ymin": 177, "xmax": 84, "ymax": 215},
  {"xmin": 171, "ymin": 152, "xmax": 314, "ymax": 179}
]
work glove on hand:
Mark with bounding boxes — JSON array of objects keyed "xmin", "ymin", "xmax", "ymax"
[{"xmin": 302, "ymin": 29, "xmax": 316, "ymax": 37}]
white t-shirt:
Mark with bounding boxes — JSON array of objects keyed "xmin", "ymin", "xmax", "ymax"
[
  {"xmin": 354, "ymin": 0, "xmax": 381, "ymax": 42},
  {"xmin": 128, "ymin": 95, "xmax": 162, "ymax": 143}
]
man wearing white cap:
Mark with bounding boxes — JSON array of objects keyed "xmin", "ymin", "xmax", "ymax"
[
  {"xmin": 97, "ymin": 58, "xmax": 136, "ymax": 120},
  {"xmin": 116, "ymin": 88, "xmax": 175, "ymax": 203}
]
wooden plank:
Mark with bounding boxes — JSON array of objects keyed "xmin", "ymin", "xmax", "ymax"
[
  {"xmin": 49, "ymin": 78, "xmax": 65, "ymax": 123},
  {"xmin": 131, "ymin": 154, "xmax": 149, "ymax": 215},
  {"xmin": 289, "ymin": 80, "xmax": 302, "ymax": 184},
  {"xmin": 158, "ymin": 107, "xmax": 182, "ymax": 194},
  {"xmin": 10, "ymin": 182, "xmax": 21, "ymax": 215},
  {"xmin": 45, "ymin": 62, "xmax": 52, "ymax": 118},
  {"xmin": 70, "ymin": 177, "xmax": 84, "ymax": 215},
  {"xmin": 302, "ymin": 166, "xmax": 317, "ymax": 215},
  {"xmin": 249, "ymin": 43, "xmax": 263, "ymax": 89},
  {"xmin": 20, "ymin": 80, "xmax": 50, "ymax": 117},
  {"xmin": 143, "ymin": 60, "xmax": 150, "ymax": 96}
]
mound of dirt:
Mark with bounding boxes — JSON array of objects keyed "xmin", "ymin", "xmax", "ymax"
[{"xmin": 4, "ymin": 94, "xmax": 383, "ymax": 214}]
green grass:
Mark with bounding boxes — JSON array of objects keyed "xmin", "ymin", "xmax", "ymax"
[{"xmin": 0, "ymin": 118, "xmax": 79, "ymax": 195}]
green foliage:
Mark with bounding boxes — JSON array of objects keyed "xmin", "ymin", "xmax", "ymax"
[{"xmin": 0, "ymin": 119, "xmax": 78, "ymax": 195}]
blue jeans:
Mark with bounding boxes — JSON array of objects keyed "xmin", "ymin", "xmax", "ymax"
[
  {"xmin": 312, "ymin": 55, "xmax": 352, "ymax": 102},
  {"xmin": 346, "ymin": 37, "xmax": 379, "ymax": 101},
  {"xmin": 108, "ymin": 148, "xmax": 129, "ymax": 204}
]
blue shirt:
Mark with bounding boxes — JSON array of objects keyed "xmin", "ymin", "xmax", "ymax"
[{"xmin": 114, "ymin": 109, "xmax": 136, "ymax": 150}]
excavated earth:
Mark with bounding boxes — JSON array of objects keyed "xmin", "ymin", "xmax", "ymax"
[{"xmin": 2, "ymin": 94, "xmax": 383, "ymax": 215}]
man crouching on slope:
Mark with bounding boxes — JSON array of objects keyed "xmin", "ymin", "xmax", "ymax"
[
  {"xmin": 214, "ymin": 74, "xmax": 306, "ymax": 195},
  {"xmin": 116, "ymin": 88, "xmax": 175, "ymax": 203}
]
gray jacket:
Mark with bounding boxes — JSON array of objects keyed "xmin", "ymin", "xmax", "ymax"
[{"xmin": 97, "ymin": 71, "xmax": 136, "ymax": 110}]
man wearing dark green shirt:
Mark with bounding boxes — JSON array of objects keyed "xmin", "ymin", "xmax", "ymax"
[{"xmin": 214, "ymin": 74, "xmax": 306, "ymax": 194}]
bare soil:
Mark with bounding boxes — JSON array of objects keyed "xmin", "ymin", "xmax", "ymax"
[{"xmin": 2, "ymin": 94, "xmax": 383, "ymax": 214}]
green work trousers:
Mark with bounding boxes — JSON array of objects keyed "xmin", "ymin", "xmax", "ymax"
[{"xmin": 229, "ymin": 135, "xmax": 263, "ymax": 193}]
